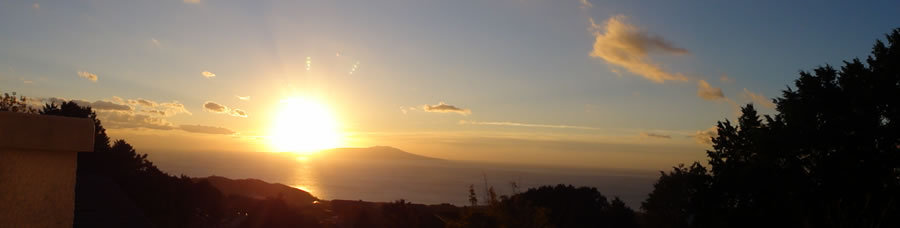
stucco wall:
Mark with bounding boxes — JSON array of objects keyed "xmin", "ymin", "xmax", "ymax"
[{"xmin": 0, "ymin": 112, "xmax": 94, "ymax": 228}]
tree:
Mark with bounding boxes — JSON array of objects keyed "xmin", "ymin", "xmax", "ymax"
[
  {"xmin": 643, "ymin": 28, "xmax": 900, "ymax": 227},
  {"xmin": 0, "ymin": 92, "xmax": 37, "ymax": 113},
  {"xmin": 641, "ymin": 163, "xmax": 713, "ymax": 228}
]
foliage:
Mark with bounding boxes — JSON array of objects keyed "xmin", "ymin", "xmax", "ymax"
[
  {"xmin": 0, "ymin": 92, "xmax": 37, "ymax": 113},
  {"xmin": 450, "ymin": 184, "xmax": 637, "ymax": 228},
  {"xmin": 642, "ymin": 28, "xmax": 900, "ymax": 227}
]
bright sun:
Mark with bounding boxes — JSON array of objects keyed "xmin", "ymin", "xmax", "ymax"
[{"xmin": 269, "ymin": 97, "xmax": 342, "ymax": 154}]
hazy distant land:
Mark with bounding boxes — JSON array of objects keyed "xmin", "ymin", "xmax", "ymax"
[{"xmin": 149, "ymin": 146, "xmax": 657, "ymax": 209}]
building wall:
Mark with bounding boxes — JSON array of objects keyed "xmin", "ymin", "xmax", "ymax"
[
  {"xmin": 0, "ymin": 148, "xmax": 78, "ymax": 227},
  {"xmin": 0, "ymin": 111, "xmax": 94, "ymax": 228}
]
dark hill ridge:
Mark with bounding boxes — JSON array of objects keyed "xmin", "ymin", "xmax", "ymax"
[
  {"xmin": 312, "ymin": 146, "xmax": 443, "ymax": 161},
  {"xmin": 199, "ymin": 176, "xmax": 318, "ymax": 208}
]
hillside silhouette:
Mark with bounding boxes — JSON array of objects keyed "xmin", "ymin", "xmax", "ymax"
[{"xmin": 200, "ymin": 176, "xmax": 318, "ymax": 208}]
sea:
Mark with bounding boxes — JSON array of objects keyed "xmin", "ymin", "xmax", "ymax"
[{"xmin": 145, "ymin": 150, "xmax": 659, "ymax": 209}]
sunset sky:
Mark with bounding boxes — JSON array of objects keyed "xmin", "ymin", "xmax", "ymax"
[{"xmin": 2, "ymin": 0, "xmax": 898, "ymax": 170}]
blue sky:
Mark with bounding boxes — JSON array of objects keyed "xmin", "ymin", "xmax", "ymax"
[{"xmin": 1, "ymin": 0, "xmax": 898, "ymax": 169}]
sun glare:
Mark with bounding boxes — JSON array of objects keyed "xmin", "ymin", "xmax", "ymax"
[{"xmin": 270, "ymin": 97, "xmax": 342, "ymax": 154}]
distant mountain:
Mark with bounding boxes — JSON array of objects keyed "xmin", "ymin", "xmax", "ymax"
[
  {"xmin": 312, "ymin": 146, "xmax": 443, "ymax": 161},
  {"xmin": 199, "ymin": 176, "xmax": 317, "ymax": 208}
]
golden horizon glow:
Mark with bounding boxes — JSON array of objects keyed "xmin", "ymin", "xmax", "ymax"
[{"xmin": 269, "ymin": 97, "xmax": 342, "ymax": 154}]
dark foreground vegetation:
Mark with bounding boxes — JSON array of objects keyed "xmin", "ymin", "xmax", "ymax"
[{"xmin": 2, "ymin": 28, "xmax": 898, "ymax": 227}]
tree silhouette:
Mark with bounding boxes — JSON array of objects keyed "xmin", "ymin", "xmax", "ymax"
[
  {"xmin": 0, "ymin": 92, "xmax": 37, "ymax": 113},
  {"xmin": 641, "ymin": 163, "xmax": 713, "ymax": 228},
  {"xmin": 643, "ymin": 28, "xmax": 900, "ymax": 227}
]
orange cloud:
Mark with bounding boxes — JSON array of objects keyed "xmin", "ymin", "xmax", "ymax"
[
  {"xmin": 743, "ymin": 88, "xmax": 776, "ymax": 109},
  {"xmin": 423, "ymin": 102, "xmax": 471, "ymax": 115},
  {"xmin": 697, "ymin": 80, "xmax": 725, "ymax": 101},
  {"xmin": 589, "ymin": 15, "xmax": 689, "ymax": 83},
  {"xmin": 77, "ymin": 71, "xmax": 98, "ymax": 82},
  {"xmin": 203, "ymin": 101, "xmax": 248, "ymax": 118}
]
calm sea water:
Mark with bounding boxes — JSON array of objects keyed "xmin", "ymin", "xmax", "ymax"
[{"xmin": 145, "ymin": 150, "xmax": 658, "ymax": 209}]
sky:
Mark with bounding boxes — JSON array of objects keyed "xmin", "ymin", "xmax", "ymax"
[{"xmin": 1, "ymin": 0, "xmax": 898, "ymax": 170}]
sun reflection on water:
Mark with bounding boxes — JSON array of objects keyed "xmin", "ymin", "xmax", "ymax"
[{"xmin": 289, "ymin": 155, "xmax": 326, "ymax": 200}]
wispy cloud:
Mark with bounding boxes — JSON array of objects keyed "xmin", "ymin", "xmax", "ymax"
[
  {"xmin": 459, "ymin": 120, "xmax": 601, "ymax": 130},
  {"xmin": 128, "ymin": 98, "xmax": 157, "ymax": 107},
  {"xmin": 201, "ymin": 71, "xmax": 216, "ymax": 78},
  {"xmin": 697, "ymin": 79, "xmax": 725, "ymax": 101},
  {"xmin": 589, "ymin": 15, "xmax": 689, "ymax": 83},
  {"xmin": 743, "ymin": 88, "xmax": 776, "ymax": 109},
  {"xmin": 400, "ymin": 106, "xmax": 417, "ymax": 115},
  {"xmin": 349, "ymin": 61, "xmax": 360, "ymax": 74},
  {"xmin": 183, "ymin": 0, "xmax": 202, "ymax": 4},
  {"xmin": 87, "ymin": 100, "xmax": 133, "ymax": 111},
  {"xmin": 151, "ymin": 38, "xmax": 161, "ymax": 47},
  {"xmin": 179, "ymin": 124, "xmax": 235, "ymax": 135},
  {"xmin": 230, "ymin": 109, "xmax": 248, "ymax": 118},
  {"xmin": 422, "ymin": 102, "xmax": 471, "ymax": 115},
  {"xmin": 236, "ymin": 95, "xmax": 250, "ymax": 101},
  {"xmin": 203, "ymin": 101, "xmax": 247, "ymax": 118},
  {"xmin": 641, "ymin": 132, "xmax": 672, "ymax": 139},
  {"xmin": 77, "ymin": 71, "xmax": 98, "ymax": 82},
  {"xmin": 692, "ymin": 126, "xmax": 718, "ymax": 145},
  {"xmin": 45, "ymin": 97, "xmax": 131, "ymax": 111},
  {"xmin": 720, "ymin": 74, "xmax": 734, "ymax": 83},
  {"xmin": 32, "ymin": 3, "xmax": 39, "ymax": 9},
  {"xmin": 100, "ymin": 111, "xmax": 175, "ymax": 130},
  {"xmin": 579, "ymin": 0, "xmax": 593, "ymax": 9}
]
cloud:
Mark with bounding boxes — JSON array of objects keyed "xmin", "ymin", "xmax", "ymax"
[
  {"xmin": 77, "ymin": 71, "xmax": 98, "ymax": 82},
  {"xmin": 422, "ymin": 102, "xmax": 471, "ymax": 115},
  {"xmin": 203, "ymin": 101, "xmax": 247, "ymax": 117},
  {"xmin": 579, "ymin": 0, "xmax": 593, "ymax": 9},
  {"xmin": 124, "ymin": 98, "xmax": 190, "ymax": 117},
  {"xmin": 33, "ymin": 3, "xmax": 39, "ymax": 9},
  {"xmin": 589, "ymin": 15, "xmax": 689, "ymax": 83},
  {"xmin": 45, "ymin": 97, "xmax": 132, "ymax": 111},
  {"xmin": 349, "ymin": 61, "xmax": 360, "ymax": 74},
  {"xmin": 183, "ymin": 0, "xmax": 202, "ymax": 4},
  {"xmin": 179, "ymin": 125, "xmax": 235, "ymax": 135},
  {"xmin": 743, "ymin": 88, "xmax": 776, "ymax": 109},
  {"xmin": 697, "ymin": 79, "xmax": 725, "ymax": 101},
  {"xmin": 459, "ymin": 120, "xmax": 601, "ymax": 130},
  {"xmin": 641, "ymin": 132, "xmax": 672, "ymax": 139},
  {"xmin": 128, "ymin": 98, "xmax": 157, "ymax": 107},
  {"xmin": 692, "ymin": 126, "xmax": 718, "ymax": 145},
  {"xmin": 88, "ymin": 100, "xmax": 133, "ymax": 111},
  {"xmin": 400, "ymin": 106, "xmax": 417, "ymax": 114},
  {"xmin": 151, "ymin": 38, "xmax": 161, "ymax": 47},
  {"xmin": 143, "ymin": 110, "xmax": 167, "ymax": 116},
  {"xmin": 720, "ymin": 74, "xmax": 734, "ymax": 83},
  {"xmin": 230, "ymin": 109, "xmax": 248, "ymax": 118},
  {"xmin": 99, "ymin": 111, "xmax": 175, "ymax": 130},
  {"xmin": 203, "ymin": 101, "xmax": 227, "ymax": 112},
  {"xmin": 236, "ymin": 95, "xmax": 250, "ymax": 101},
  {"xmin": 201, "ymin": 71, "xmax": 216, "ymax": 78},
  {"xmin": 157, "ymin": 102, "xmax": 192, "ymax": 116}
]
